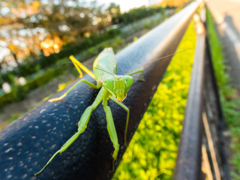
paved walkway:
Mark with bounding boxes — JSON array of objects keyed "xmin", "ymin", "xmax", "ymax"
[{"xmin": 207, "ymin": 0, "xmax": 240, "ymax": 95}]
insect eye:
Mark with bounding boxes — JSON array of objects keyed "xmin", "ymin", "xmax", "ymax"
[
  {"xmin": 125, "ymin": 77, "xmax": 133, "ymax": 88},
  {"xmin": 105, "ymin": 79, "xmax": 113, "ymax": 90}
]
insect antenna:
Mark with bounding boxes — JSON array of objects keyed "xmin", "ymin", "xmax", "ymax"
[
  {"xmin": 94, "ymin": 67, "xmax": 116, "ymax": 78},
  {"xmin": 125, "ymin": 48, "xmax": 194, "ymax": 75}
]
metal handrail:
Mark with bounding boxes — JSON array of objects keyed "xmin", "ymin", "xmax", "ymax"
[
  {"xmin": 0, "ymin": 2, "xmax": 200, "ymax": 180},
  {"xmin": 173, "ymin": 13, "xmax": 206, "ymax": 180},
  {"xmin": 173, "ymin": 5, "xmax": 230, "ymax": 179}
]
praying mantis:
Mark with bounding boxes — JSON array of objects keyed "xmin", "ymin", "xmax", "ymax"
[
  {"xmin": 35, "ymin": 47, "xmax": 144, "ymax": 175},
  {"xmin": 34, "ymin": 47, "xmax": 191, "ymax": 176}
]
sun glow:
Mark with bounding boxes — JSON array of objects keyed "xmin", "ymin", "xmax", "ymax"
[{"xmin": 40, "ymin": 36, "xmax": 62, "ymax": 56}]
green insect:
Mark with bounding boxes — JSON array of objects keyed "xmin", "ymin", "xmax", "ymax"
[
  {"xmin": 35, "ymin": 47, "xmax": 144, "ymax": 175},
  {"xmin": 34, "ymin": 47, "xmax": 190, "ymax": 175}
]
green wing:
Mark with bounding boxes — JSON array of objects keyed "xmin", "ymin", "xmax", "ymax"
[{"xmin": 93, "ymin": 48, "xmax": 117, "ymax": 80}]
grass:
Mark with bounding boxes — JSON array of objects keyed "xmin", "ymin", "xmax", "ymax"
[
  {"xmin": 112, "ymin": 20, "xmax": 196, "ymax": 180},
  {"xmin": 206, "ymin": 7, "xmax": 240, "ymax": 179}
]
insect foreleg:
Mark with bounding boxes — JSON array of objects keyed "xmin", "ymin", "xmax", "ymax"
[
  {"xmin": 110, "ymin": 96, "xmax": 129, "ymax": 146},
  {"xmin": 103, "ymin": 98, "xmax": 119, "ymax": 171},
  {"xmin": 128, "ymin": 69, "xmax": 144, "ymax": 81},
  {"xmin": 34, "ymin": 131, "xmax": 82, "ymax": 176},
  {"xmin": 49, "ymin": 79, "xmax": 101, "ymax": 102},
  {"xmin": 35, "ymin": 88, "xmax": 106, "ymax": 175},
  {"xmin": 35, "ymin": 107, "xmax": 93, "ymax": 176}
]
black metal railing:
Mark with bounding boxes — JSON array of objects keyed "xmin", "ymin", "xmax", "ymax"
[
  {"xmin": 0, "ymin": 1, "xmax": 230, "ymax": 180},
  {"xmin": 173, "ymin": 5, "xmax": 230, "ymax": 180},
  {"xmin": 173, "ymin": 20, "xmax": 205, "ymax": 180}
]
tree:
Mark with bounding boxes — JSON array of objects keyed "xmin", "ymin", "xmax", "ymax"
[
  {"xmin": 106, "ymin": 3, "xmax": 121, "ymax": 25},
  {"xmin": 0, "ymin": 0, "xmax": 112, "ymax": 66},
  {"xmin": 0, "ymin": 0, "xmax": 111, "ymax": 43},
  {"xmin": 0, "ymin": 1, "xmax": 43, "ymax": 65}
]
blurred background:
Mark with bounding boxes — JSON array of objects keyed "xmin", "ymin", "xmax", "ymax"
[{"xmin": 0, "ymin": 0, "xmax": 189, "ymax": 126}]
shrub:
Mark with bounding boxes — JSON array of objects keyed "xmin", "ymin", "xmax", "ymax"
[{"xmin": 0, "ymin": 68, "xmax": 62, "ymax": 107}]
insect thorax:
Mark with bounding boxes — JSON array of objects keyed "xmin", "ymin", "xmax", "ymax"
[{"xmin": 102, "ymin": 75, "xmax": 133, "ymax": 102}]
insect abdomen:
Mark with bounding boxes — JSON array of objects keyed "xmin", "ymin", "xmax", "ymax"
[{"xmin": 93, "ymin": 48, "xmax": 117, "ymax": 80}]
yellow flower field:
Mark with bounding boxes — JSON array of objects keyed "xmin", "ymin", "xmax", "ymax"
[{"xmin": 113, "ymin": 20, "xmax": 196, "ymax": 180}]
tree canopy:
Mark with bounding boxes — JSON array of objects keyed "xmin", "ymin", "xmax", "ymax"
[{"xmin": 0, "ymin": 0, "xmax": 118, "ymax": 65}]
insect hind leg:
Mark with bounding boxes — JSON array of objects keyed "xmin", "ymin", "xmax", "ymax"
[
  {"xmin": 103, "ymin": 102, "xmax": 119, "ymax": 171},
  {"xmin": 69, "ymin": 55, "xmax": 95, "ymax": 79},
  {"xmin": 35, "ymin": 88, "xmax": 105, "ymax": 175},
  {"xmin": 35, "ymin": 106, "xmax": 93, "ymax": 176},
  {"xmin": 49, "ymin": 79, "xmax": 101, "ymax": 102},
  {"xmin": 110, "ymin": 96, "xmax": 129, "ymax": 146}
]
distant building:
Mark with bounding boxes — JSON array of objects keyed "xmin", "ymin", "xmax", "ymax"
[{"xmin": 148, "ymin": 0, "xmax": 163, "ymax": 6}]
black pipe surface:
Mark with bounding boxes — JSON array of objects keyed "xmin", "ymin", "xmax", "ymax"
[
  {"xmin": 0, "ymin": 2, "xmax": 200, "ymax": 180},
  {"xmin": 173, "ymin": 33, "xmax": 205, "ymax": 179}
]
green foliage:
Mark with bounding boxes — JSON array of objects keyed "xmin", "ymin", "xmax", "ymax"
[
  {"xmin": 0, "ymin": 7, "xmax": 169, "ymax": 87},
  {"xmin": 0, "ymin": 11, "xmax": 166, "ymax": 87},
  {"xmin": 0, "ymin": 28, "xmax": 121, "ymax": 86},
  {"xmin": 206, "ymin": 7, "xmax": 240, "ymax": 179},
  {"xmin": 119, "ymin": 13, "xmax": 168, "ymax": 40},
  {"xmin": 0, "ymin": 33, "xmax": 126, "ymax": 107},
  {"xmin": 0, "ymin": 68, "xmax": 62, "ymax": 107},
  {"xmin": 113, "ymin": 7, "xmax": 165, "ymax": 25},
  {"xmin": 0, "ymin": 10, "xmax": 168, "ymax": 127},
  {"xmin": 144, "ymin": 23, "xmax": 151, "ymax": 29},
  {"xmin": 113, "ymin": 20, "xmax": 196, "ymax": 179}
]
